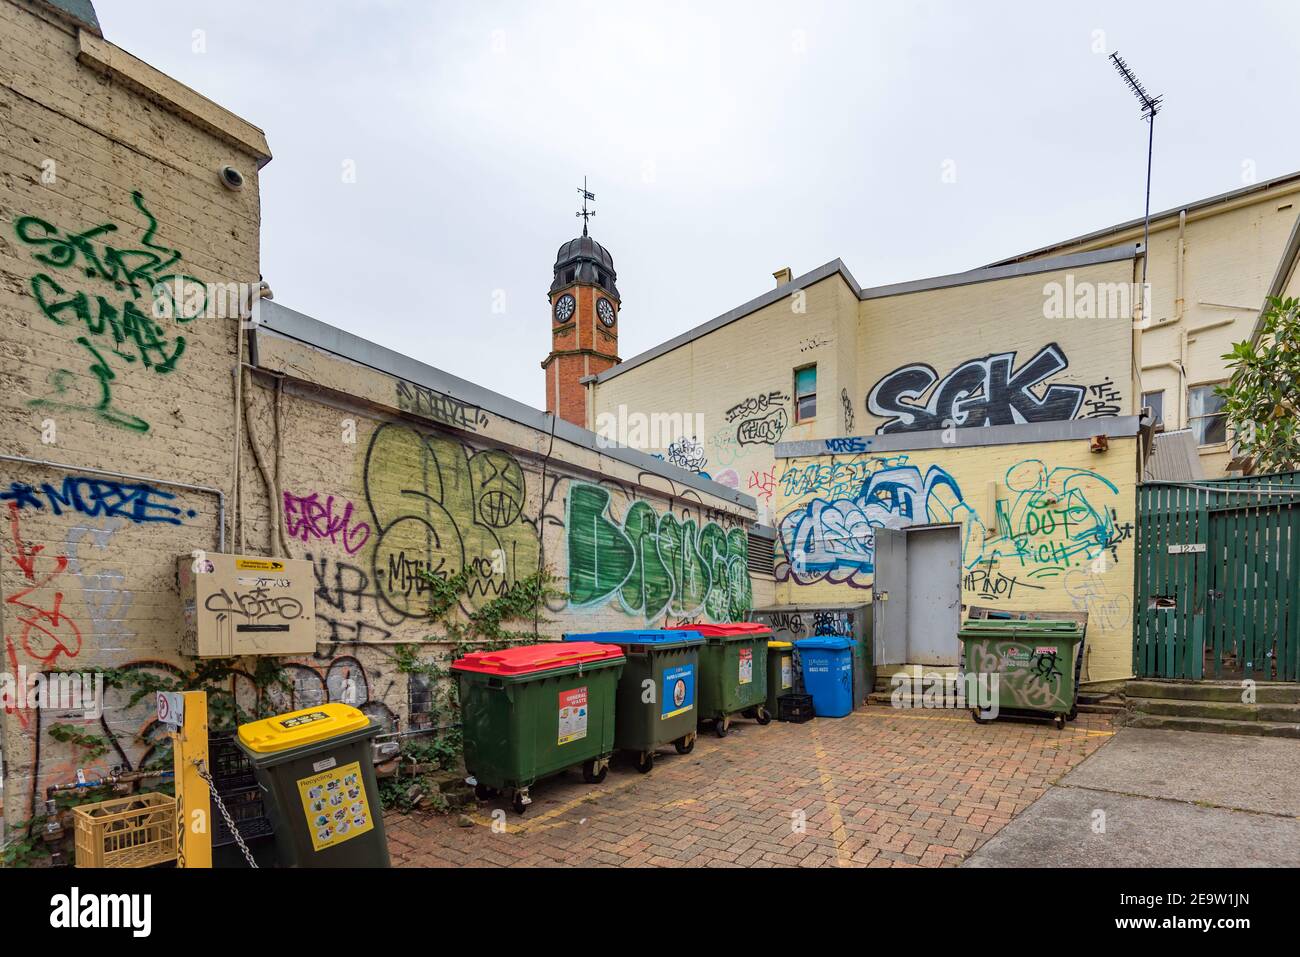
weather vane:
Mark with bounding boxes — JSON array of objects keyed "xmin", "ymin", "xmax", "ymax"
[{"xmin": 576, "ymin": 176, "xmax": 596, "ymax": 235}]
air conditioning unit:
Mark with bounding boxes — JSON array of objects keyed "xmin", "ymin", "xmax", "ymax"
[{"xmin": 178, "ymin": 554, "xmax": 316, "ymax": 657}]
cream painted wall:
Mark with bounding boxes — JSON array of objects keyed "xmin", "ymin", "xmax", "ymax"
[
  {"xmin": 1019, "ymin": 184, "xmax": 1300, "ymax": 476},
  {"xmin": 589, "ymin": 274, "xmax": 861, "ymax": 526},
  {"xmin": 774, "ymin": 436, "xmax": 1139, "ymax": 683},
  {"xmin": 857, "ymin": 258, "xmax": 1137, "ymax": 437}
]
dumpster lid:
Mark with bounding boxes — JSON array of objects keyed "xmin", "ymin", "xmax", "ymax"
[
  {"xmin": 237, "ymin": 703, "xmax": 370, "ymax": 754},
  {"xmin": 563, "ymin": 630, "xmax": 704, "ymax": 647},
  {"xmin": 794, "ymin": 636, "xmax": 858, "ymax": 651},
  {"xmin": 451, "ymin": 641, "xmax": 624, "ymax": 677},
  {"xmin": 669, "ymin": 623, "xmax": 772, "ymax": 641},
  {"xmin": 768, "ymin": 640, "xmax": 793, "ymax": 649}
]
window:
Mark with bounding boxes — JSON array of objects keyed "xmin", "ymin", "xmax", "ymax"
[
  {"xmin": 1142, "ymin": 390, "xmax": 1164, "ymax": 428},
  {"xmin": 1188, "ymin": 383, "xmax": 1227, "ymax": 446},
  {"xmin": 597, "ymin": 271, "xmax": 608, "ymax": 287},
  {"xmin": 794, "ymin": 365, "xmax": 817, "ymax": 422},
  {"xmin": 565, "ymin": 269, "xmax": 576, "ymax": 283}
]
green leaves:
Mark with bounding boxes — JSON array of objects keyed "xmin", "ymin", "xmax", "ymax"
[{"xmin": 1221, "ymin": 297, "xmax": 1300, "ymax": 474}]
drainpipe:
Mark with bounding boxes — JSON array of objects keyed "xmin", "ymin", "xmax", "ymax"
[{"xmin": 0, "ymin": 454, "xmax": 225, "ymax": 552}]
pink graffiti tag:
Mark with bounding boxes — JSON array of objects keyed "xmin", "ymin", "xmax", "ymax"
[{"xmin": 283, "ymin": 491, "xmax": 372, "ymax": 555}]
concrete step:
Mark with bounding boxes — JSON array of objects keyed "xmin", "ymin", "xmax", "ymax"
[
  {"xmin": 1128, "ymin": 696, "xmax": 1300, "ymax": 722},
  {"xmin": 1125, "ymin": 713, "xmax": 1300, "ymax": 739},
  {"xmin": 1125, "ymin": 680, "xmax": 1300, "ymax": 704}
]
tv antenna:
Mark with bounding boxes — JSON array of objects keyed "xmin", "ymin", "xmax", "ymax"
[
  {"xmin": 1109, "ymin": 52, "xmax": 1164, "ymax": 293},
  {"xmin": 576, "ymin": 176, "xmax": 596, "ymax": 236}
]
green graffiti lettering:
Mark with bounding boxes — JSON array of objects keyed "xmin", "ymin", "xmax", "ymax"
[{"xmin": 566, "ymin": 481, "xmax": 750, "ymax": 623}]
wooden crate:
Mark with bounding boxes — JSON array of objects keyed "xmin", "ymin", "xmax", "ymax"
[{"xmin": 73, "ymin": 792, "xmax": 177, "ymax": 868}]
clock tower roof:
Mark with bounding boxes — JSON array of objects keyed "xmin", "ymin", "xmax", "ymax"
[{"xmin": 550, "ymin": 234, "xmax": 620, "ymax": 301}]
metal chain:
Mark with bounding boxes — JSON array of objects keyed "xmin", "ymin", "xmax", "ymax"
[{"xmin": 194, "ymin": 760, "xmax": 259, "ymax": 868}]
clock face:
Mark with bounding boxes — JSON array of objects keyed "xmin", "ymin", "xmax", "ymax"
[
  {"xmin": 554, "ymin": 293, "xmax": 576, "ymax": 324},
  {"xmin": 597, "ymin": 297, "xmax": 615, "ymax": 327}
]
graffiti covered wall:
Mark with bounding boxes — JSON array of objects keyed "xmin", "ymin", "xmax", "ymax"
[
  {"xmin": 0, "ymin": 6, "xmax": 273, "ymax": 835},
  {"xmin": 773, "ymin": 436, "xmax": 1138, "ymax": 681}
]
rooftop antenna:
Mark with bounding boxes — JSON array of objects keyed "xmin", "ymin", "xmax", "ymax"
[
  {"xmin": 576, "ymin": 176, "xmax": 596, "ymax": 236},
  {"xmin": 1109, "ymin": 51, "xmax": 1163, "ymax": 295}
]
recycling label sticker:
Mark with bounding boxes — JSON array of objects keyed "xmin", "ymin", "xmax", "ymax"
[
  {"xmin": 298, "ymin": 760, "xmax": 373, "ymax": 852},
  {"xmin": 558, "ymin": 686, "xmax": 588, "ymax": 745},
  {"xmin": 661, "ymin": 664, "xmax": 695, "ymax": 719},
  {"xmin": 739, "ymin": 648, "xmax": 753, "ymax": 684}
]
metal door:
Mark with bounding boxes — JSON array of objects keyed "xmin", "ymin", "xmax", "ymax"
[
  {"xmin": 872, "ymin": 527, "xmax": 907, "ymax": 666},
  {"xmin": 904, "ymin": 525, "xmax": 961, "ymax": 665}
]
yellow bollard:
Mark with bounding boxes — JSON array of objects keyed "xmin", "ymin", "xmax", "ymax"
[{"xmin": 170, "ymin": 690, "xmax": 212, "ymax": 868}]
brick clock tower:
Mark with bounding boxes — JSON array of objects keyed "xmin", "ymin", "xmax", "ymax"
[{"xmin": 542, "ymin": 183, "xmax": 620, "ymax": 427}]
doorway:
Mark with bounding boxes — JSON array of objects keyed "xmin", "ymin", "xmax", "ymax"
[{"xmin": 873, "ymin": 524, "xmax": 962, "ymax": 666}]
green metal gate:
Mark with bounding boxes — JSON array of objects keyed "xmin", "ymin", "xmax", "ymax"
[{"xmin": 1133, "ymin": 472, "xmax": 1300, "ymax": 680}]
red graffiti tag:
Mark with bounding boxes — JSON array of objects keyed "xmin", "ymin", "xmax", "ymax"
[
  {"xmin": 283, "ymin": 491, "xmax": 372, "ymax": 555},
  {"xmin": 4, "ymin": 503, "xmax": 84, "ymax": 727}
]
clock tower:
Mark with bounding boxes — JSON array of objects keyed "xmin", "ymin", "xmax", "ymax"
[{"xmin": 542, "ymin": 181, "xmax": 620, "ymax": 427}]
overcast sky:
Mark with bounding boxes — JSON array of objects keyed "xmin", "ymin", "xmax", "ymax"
[{"xmin": 95, "ymin": 0, "xmax": 1300, "ymax": 408}]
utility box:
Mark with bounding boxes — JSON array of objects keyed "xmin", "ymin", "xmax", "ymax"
[{"xmin": 178, "ymin": 554, "xmax": 315, "ymax": 657}]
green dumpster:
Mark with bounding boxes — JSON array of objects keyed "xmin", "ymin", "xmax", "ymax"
[
  {"xmin": 563, "ymin": 629, "xmax": 705, "ymax": 774},
  {"xmin": 958, "ymin": 620, "xmax": 1083, "ymax": 729},
  {"xmin": 766, "ymin": 640, "xmax": 795, "ymax": 715},
  {"xmin": 452, "ymin": 641, "xmax": 624, "ymax": 814},
  {"xmin": 669, "ymin": 623, "xmax": 772, "ymax": 736},
  {"xmin": 236, "ymin": 702, "xmax": 389, "ymax": 867}
]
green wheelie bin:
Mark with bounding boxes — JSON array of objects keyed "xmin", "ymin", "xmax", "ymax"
[
  {"xmin": 766, "ymin": 640, "xmax": 795, "ymax": 716},
  {"xmin": 563, "ymin": 629, "xmax": 705, "ymax": 773},
  {"xmin": 958, "ymin": 619, "xmax": 1083, "ymax": 729},
  {"xmin": 452, "ymin": 642, "xmax": 624, "ymax": 814},
  {"xmin": 235, "ymin": 702, "xmax": 390, "ymax": 867},
  {"xmin": 669, "ymin": 623, "xmax": 772, "ymax": 736}
]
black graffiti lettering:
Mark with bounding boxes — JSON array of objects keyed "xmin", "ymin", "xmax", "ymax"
[
  {"xmin": 396, "ymin": 380, "xmax": 490, "ymax": 432},
  {"xmin": 867, "ymin": 343, "xmax": 1087, "ymax": 434}
]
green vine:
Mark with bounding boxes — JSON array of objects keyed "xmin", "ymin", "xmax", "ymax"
[
  {"xmin": 46, "ymin": 723, "xmax": 112, "ymax": 761},
  {"xmin": 374, "ymin": 565, "xmax": 564, "ymax": 812}
]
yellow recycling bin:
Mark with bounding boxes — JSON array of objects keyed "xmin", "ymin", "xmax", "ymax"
[{"xmin": 236, "ymin": 703, "xmax": 389, "ymax": 867}]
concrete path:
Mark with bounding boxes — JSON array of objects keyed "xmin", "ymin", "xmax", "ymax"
[{"xmin": 966, "ymin": 727, "xmax": 1300, "ymax": 867}]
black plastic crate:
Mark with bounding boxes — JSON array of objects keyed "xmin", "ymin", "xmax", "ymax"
[
  {"xmin": 777, "ymin": 693, "xmax": 815, "ymax": 723},
  {"xmin": 208, "ymin": 732, "xmax": 257, "ymax": 790},
  {"xmin": 211, "ymin": 784, "xmax": 274, "ymax": 848}
]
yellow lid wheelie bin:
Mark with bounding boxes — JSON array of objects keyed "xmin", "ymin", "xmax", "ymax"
[
  {"xmin": 236, "ymin": 703, "xmax": 389, "ymax": 867},
  {"xmin": 766, "ymin": 640, "xmax": 795, "ymax": 716}
]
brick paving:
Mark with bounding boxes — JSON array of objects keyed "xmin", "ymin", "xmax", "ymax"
[{"xmin": 385, "ymin": 705, "xmax": 1114, "ymax": 868}]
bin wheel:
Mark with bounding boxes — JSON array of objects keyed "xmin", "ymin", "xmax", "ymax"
[
  {"xmin": 1067, "ymin": 705, "xmax": 1079, "ymax": 722},
  {"xmin": 714, "ymin": 717, "xmax": 730, "ymax": 738},
  {"xmin": 582, "ymin": 759, "xmax": 608, "ymax": 784},
  {"xmin": 971, "ymin": 709, "xmax": 989, "ymax": 725},
  {"xmin": 755, "ymin": 707, "xmax": 773, "ymax": 726},
  {"xmin": 1054, "ymin": 714, "xmax": 1066, "ymax": 730},
  {"xmin": 511, "ymin": 792, "xmax": 528, "ymax": 815},
  {"xmin": 635, "ymin": 751, "xmax": 655, "ymax": 774},
  {"xmin": 674, "ymin": 734, "xmax": 696, "ymax": 755}
]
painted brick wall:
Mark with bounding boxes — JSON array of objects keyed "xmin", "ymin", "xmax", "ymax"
[
  {"xmin": 0, "ymin": 2, "xmax": 268, "ymax": 833},
  {"xmin": 775, "ymin": 436, "xmax": 1139, "ymax": 683}
]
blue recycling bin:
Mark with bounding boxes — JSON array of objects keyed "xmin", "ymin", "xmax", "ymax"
[{"xmin": 794, "ymin": 637, "xmax": 857, "ymax": 717}]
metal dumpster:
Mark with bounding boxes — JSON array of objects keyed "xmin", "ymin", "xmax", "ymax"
[
  {"xmin": 452, "ymin": 642, "xmax": 624, "ymax": 813},
  {"xmin": 563, "ymin": 630, "xmax": 705, "ymax": 773},
  {"xmin": 958, "ymin": 619, "xmax": 1084, "ymax": 729}
]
